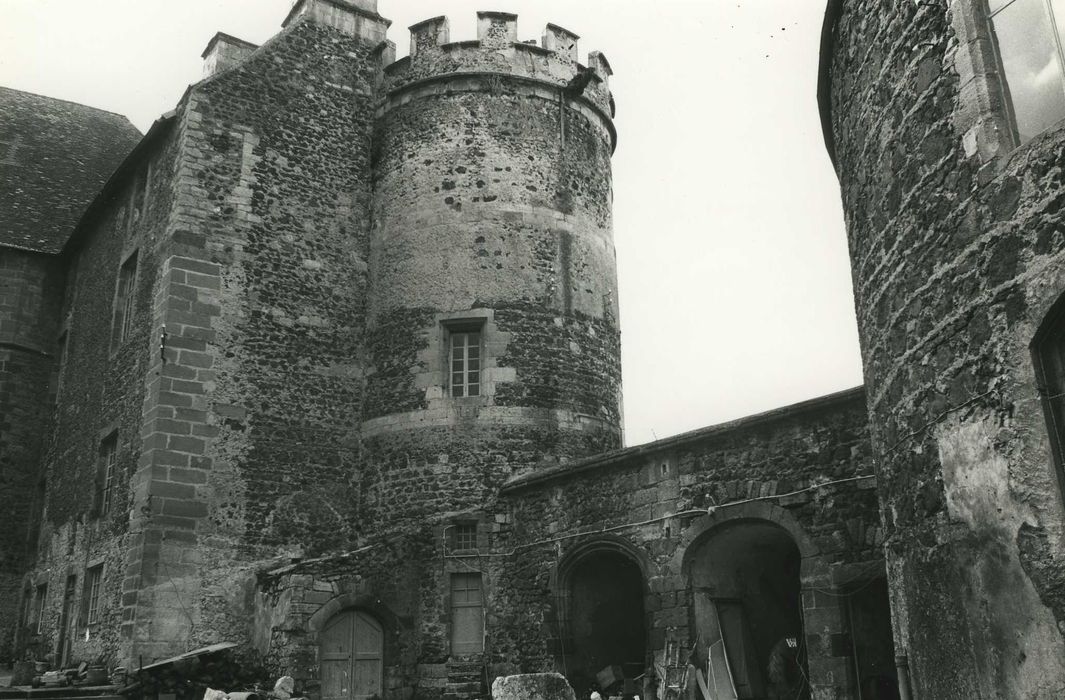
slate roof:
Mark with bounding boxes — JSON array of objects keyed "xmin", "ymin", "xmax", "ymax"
[{"xmin": 0, "ymin": 86, "xmax": 142, "ymax": 253}]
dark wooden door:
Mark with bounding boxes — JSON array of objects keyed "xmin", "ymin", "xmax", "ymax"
[{"xmin": 321, "ymin": 610, "xmax": 383, "ymax": 700}]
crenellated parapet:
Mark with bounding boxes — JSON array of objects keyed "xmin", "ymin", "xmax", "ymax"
[
  {"xmin": 192, "ymin": 5, "xmax": 613, "ymax": 142},
  {"xmin": 381, "ymin": 11, "xmax": 615, "ymax": 130}
]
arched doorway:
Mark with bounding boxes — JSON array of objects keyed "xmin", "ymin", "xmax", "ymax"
[
  {"xmin": 564, "ymin": 549, "xmax": 647, "ymax": 694},
  {"xmin": 320, "ymin": 609, "xmax": 384, "ymax": 700},
  {"xmin": 688, "ymin": 521, "xmax": 807, "ymax": 700}
]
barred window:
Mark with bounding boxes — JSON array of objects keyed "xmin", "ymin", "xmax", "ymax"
[
  {"xmin": 988, "ymin": 0, "xmax": 1065, "ymax": 144},
  {"xmin": 453, "ymin": 522, "xmax": 477, "ymax": 551},
  {"xmin": 449, "ymin": 328, "xmax": 482, "ymax": 398}
]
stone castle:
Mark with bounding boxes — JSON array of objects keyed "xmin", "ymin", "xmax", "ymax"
[{"xmin": 2, "ymin": 0, "xmax": 1065, "ymax": 698}]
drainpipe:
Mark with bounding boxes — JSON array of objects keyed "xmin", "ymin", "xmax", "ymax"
[{"xmin": 895, "ymin": 654, "xmax": 913, "ymax": 700}]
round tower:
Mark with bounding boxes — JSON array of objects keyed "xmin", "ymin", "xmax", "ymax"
[
  {"xmin": 361, "ymin": 12, "xmax": 621, "ymax": 522},
  {"xmin": 821, "ymin": 1, "xmax": 1065, "ymax": 696}
]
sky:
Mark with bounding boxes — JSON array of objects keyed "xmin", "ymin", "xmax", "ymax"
[{"xmin": 0, "ymin": 0, "xmax": 862, "ymax": 446}]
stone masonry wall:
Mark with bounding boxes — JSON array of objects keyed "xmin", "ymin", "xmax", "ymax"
[
  {"xmin": 828, "ymin": 0, "xmax": 1065, "ymax": 696},
  {"xmin": 314, "ymin": 30, "xmax": 626, "ymax": 697},
  {"xmin": 19, "ymin": 120, "xmax": 180, "ymax": 668},
  {"xmin": 255, "ymin": 389, "xmax": 881, "ymax": 700},
  {"xmin": 120, "ymin": 9, "xmax": 386, "ymax": 664},
  {"xmin": 499, "ymin": 388, "xmax": 880, "ymax": 700},
  {"xmin": 363, "ymin": 39, "xmax": 622, "ymax": 532},
  {"xmin": 0, "ymin": 249, "xmax": 63, "ymax": 662}
]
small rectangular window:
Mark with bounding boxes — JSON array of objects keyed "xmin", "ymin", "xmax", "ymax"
[
  {"xmin": 449, "ymin": 329, "xmax": 482, "ymax": 398},
  {"xmin": 450, "ymin": 572, "xmax": 484, "ymax": 654},
  {"xmin": 97, "ymin": 434, "xmax": 118, "ymax": 516},
  {"xmin": 126, "ymin": 166, "xmax": 149, "ymax": 234},
  {"xmin": 113, "ymin": 252, "xmax": 138, "ymax": 348},
  {"xmin": 33, "ymin": 584, "xmax": 47, "ymax": 634},
  {"xmin": 84, "ymin": 566, "xmax": 103, "ymax": 625},
  {"xmin": 452, "ymin": 522, "xmax": 477, "ymax": 551}
]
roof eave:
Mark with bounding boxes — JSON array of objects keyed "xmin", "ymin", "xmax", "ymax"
[
  {"xmin": 60, "ymin": 111, "xmax": 177, "ymax": 257},
  {"xmin": 501, "ymin": 385, "xmax": 867, "ymax": 494}
]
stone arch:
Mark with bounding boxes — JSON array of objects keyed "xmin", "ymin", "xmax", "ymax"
[
  {"xmin": 677, "ymin": 500, "xmax": 826, "ymax": 584},
  {"xmin": 1030, "ymin": 286, "xmax": 1065, "ymax": 510},
  {"xmin": 315, "ymin": 606, "xmax": 386, "ymax": 700},
  {"xmin": 307, "ymin": 592, "xmax": 403, "ymax": 637},
  {"xmin": 1030, "ymin": 283, "xmax": 1065, "ymax": 342},
  {"xmin": 553, "ymin": 534, "xmax": 652, "ymax": 592},
  {"xmin": 679, "ymin": 503, "xmax": 815, "ymax": 699},
  {"xmin": 551, "ymin": 535, "xmax": 652, "ymax": 693}
]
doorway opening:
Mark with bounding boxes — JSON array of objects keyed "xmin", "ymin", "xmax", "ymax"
[
  {"xmin": 319, "ymin": 609, "xmax": 384, "ymax": 700},
  {"xmin": 846, "ymin": 577, "xmax": 899, "ymax": 700},
  {"xmin": 688, "ymin": 521, "xmax": 806, "ymax": 700},
  {"xmin": 564, "ymin": 549, "xmax": 647, "ymax": 695}
]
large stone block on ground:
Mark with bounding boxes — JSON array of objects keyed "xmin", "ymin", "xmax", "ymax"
[{"xmin": 492, "ymin": 673, "xmax": 576, "ymax": 700}]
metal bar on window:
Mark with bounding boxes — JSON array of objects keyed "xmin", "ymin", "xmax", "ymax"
[{"xmin": 989, "ymin": 0, "xmax": 1023, "ymax": 17}]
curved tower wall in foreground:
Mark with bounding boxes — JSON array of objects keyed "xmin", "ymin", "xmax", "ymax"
[{"xmin": 822, "ymin": 1, "xmax": 1065, "ymax": 696}]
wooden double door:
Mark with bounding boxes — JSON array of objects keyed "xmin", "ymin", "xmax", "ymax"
[{"xmin": 320, "ymin": 610, "xmax": 384, "ymax": 700}]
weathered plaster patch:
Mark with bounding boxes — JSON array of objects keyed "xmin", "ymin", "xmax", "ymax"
[
  {"xmin": 938, "ymin": 412, "xmax": 1029, "ymax": 534},
  {"xmin": 937, "ymin": 412, "xmax": 1065, "ymax": 697}
]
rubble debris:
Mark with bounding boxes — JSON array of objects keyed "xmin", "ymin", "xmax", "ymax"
[
  {"xmin": 271, "ymin": 677, "xmax": 295, "ymax": 700},
  {"xmin": 492, "ymin": 672, "xmax": 577, "ymax": 700}
]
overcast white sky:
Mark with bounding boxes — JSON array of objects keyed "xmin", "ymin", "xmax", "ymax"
[{"xmin": 0, "ymin": 0, "xmax": 862, "ymax": 446}]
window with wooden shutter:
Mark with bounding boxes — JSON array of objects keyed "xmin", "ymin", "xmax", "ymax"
[
  {"xmin": 450, "ymin": 572, "xmax": 484, "ymax": 654},
  {"xmin": 96, "ymin": 433, "xmax": 118, "ymax": 517},
  {"xmin": 33, "ymin": 584, "xmax": 47, "ymax": 634},
  {"xmin": 83, "ymin": 565, "xmax": 103, "ymax": 625},
  {"xmin": 111, "ymin": 251, "xmax": 138, "ymax": 351}
]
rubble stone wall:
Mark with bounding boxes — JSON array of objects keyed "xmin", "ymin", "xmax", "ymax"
[
  {"xmin": 262, "ymin": 19, "xmax": 626, "ymax": 699},
  {"xmin": 119, "ymin": 9, "xmax": 387, "ymax": 665},
  {"xmin": 0, "ymin": 249, "xmax": 63, "ymax": 662},
  {"xmin": 6, "ymin": 6, "xmax": 901, "ymax": 697},
  {"xmin": 15, "ymin": 118, "xmax": 180, "ymax": 668},
  {"xmin": 363, "ymin": 13, "xmax": 622, "ymax": 531},
  {"xmin": 258, "ymin": 389, "xmax": 881, "ymax": 700},
  {"xmin": 826, "ymin": 0, "xmax": 1065, "ymax": 696},
  {"xmin": 500, "ymin": 388, "xmax": 880, "ymax": 700}
]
